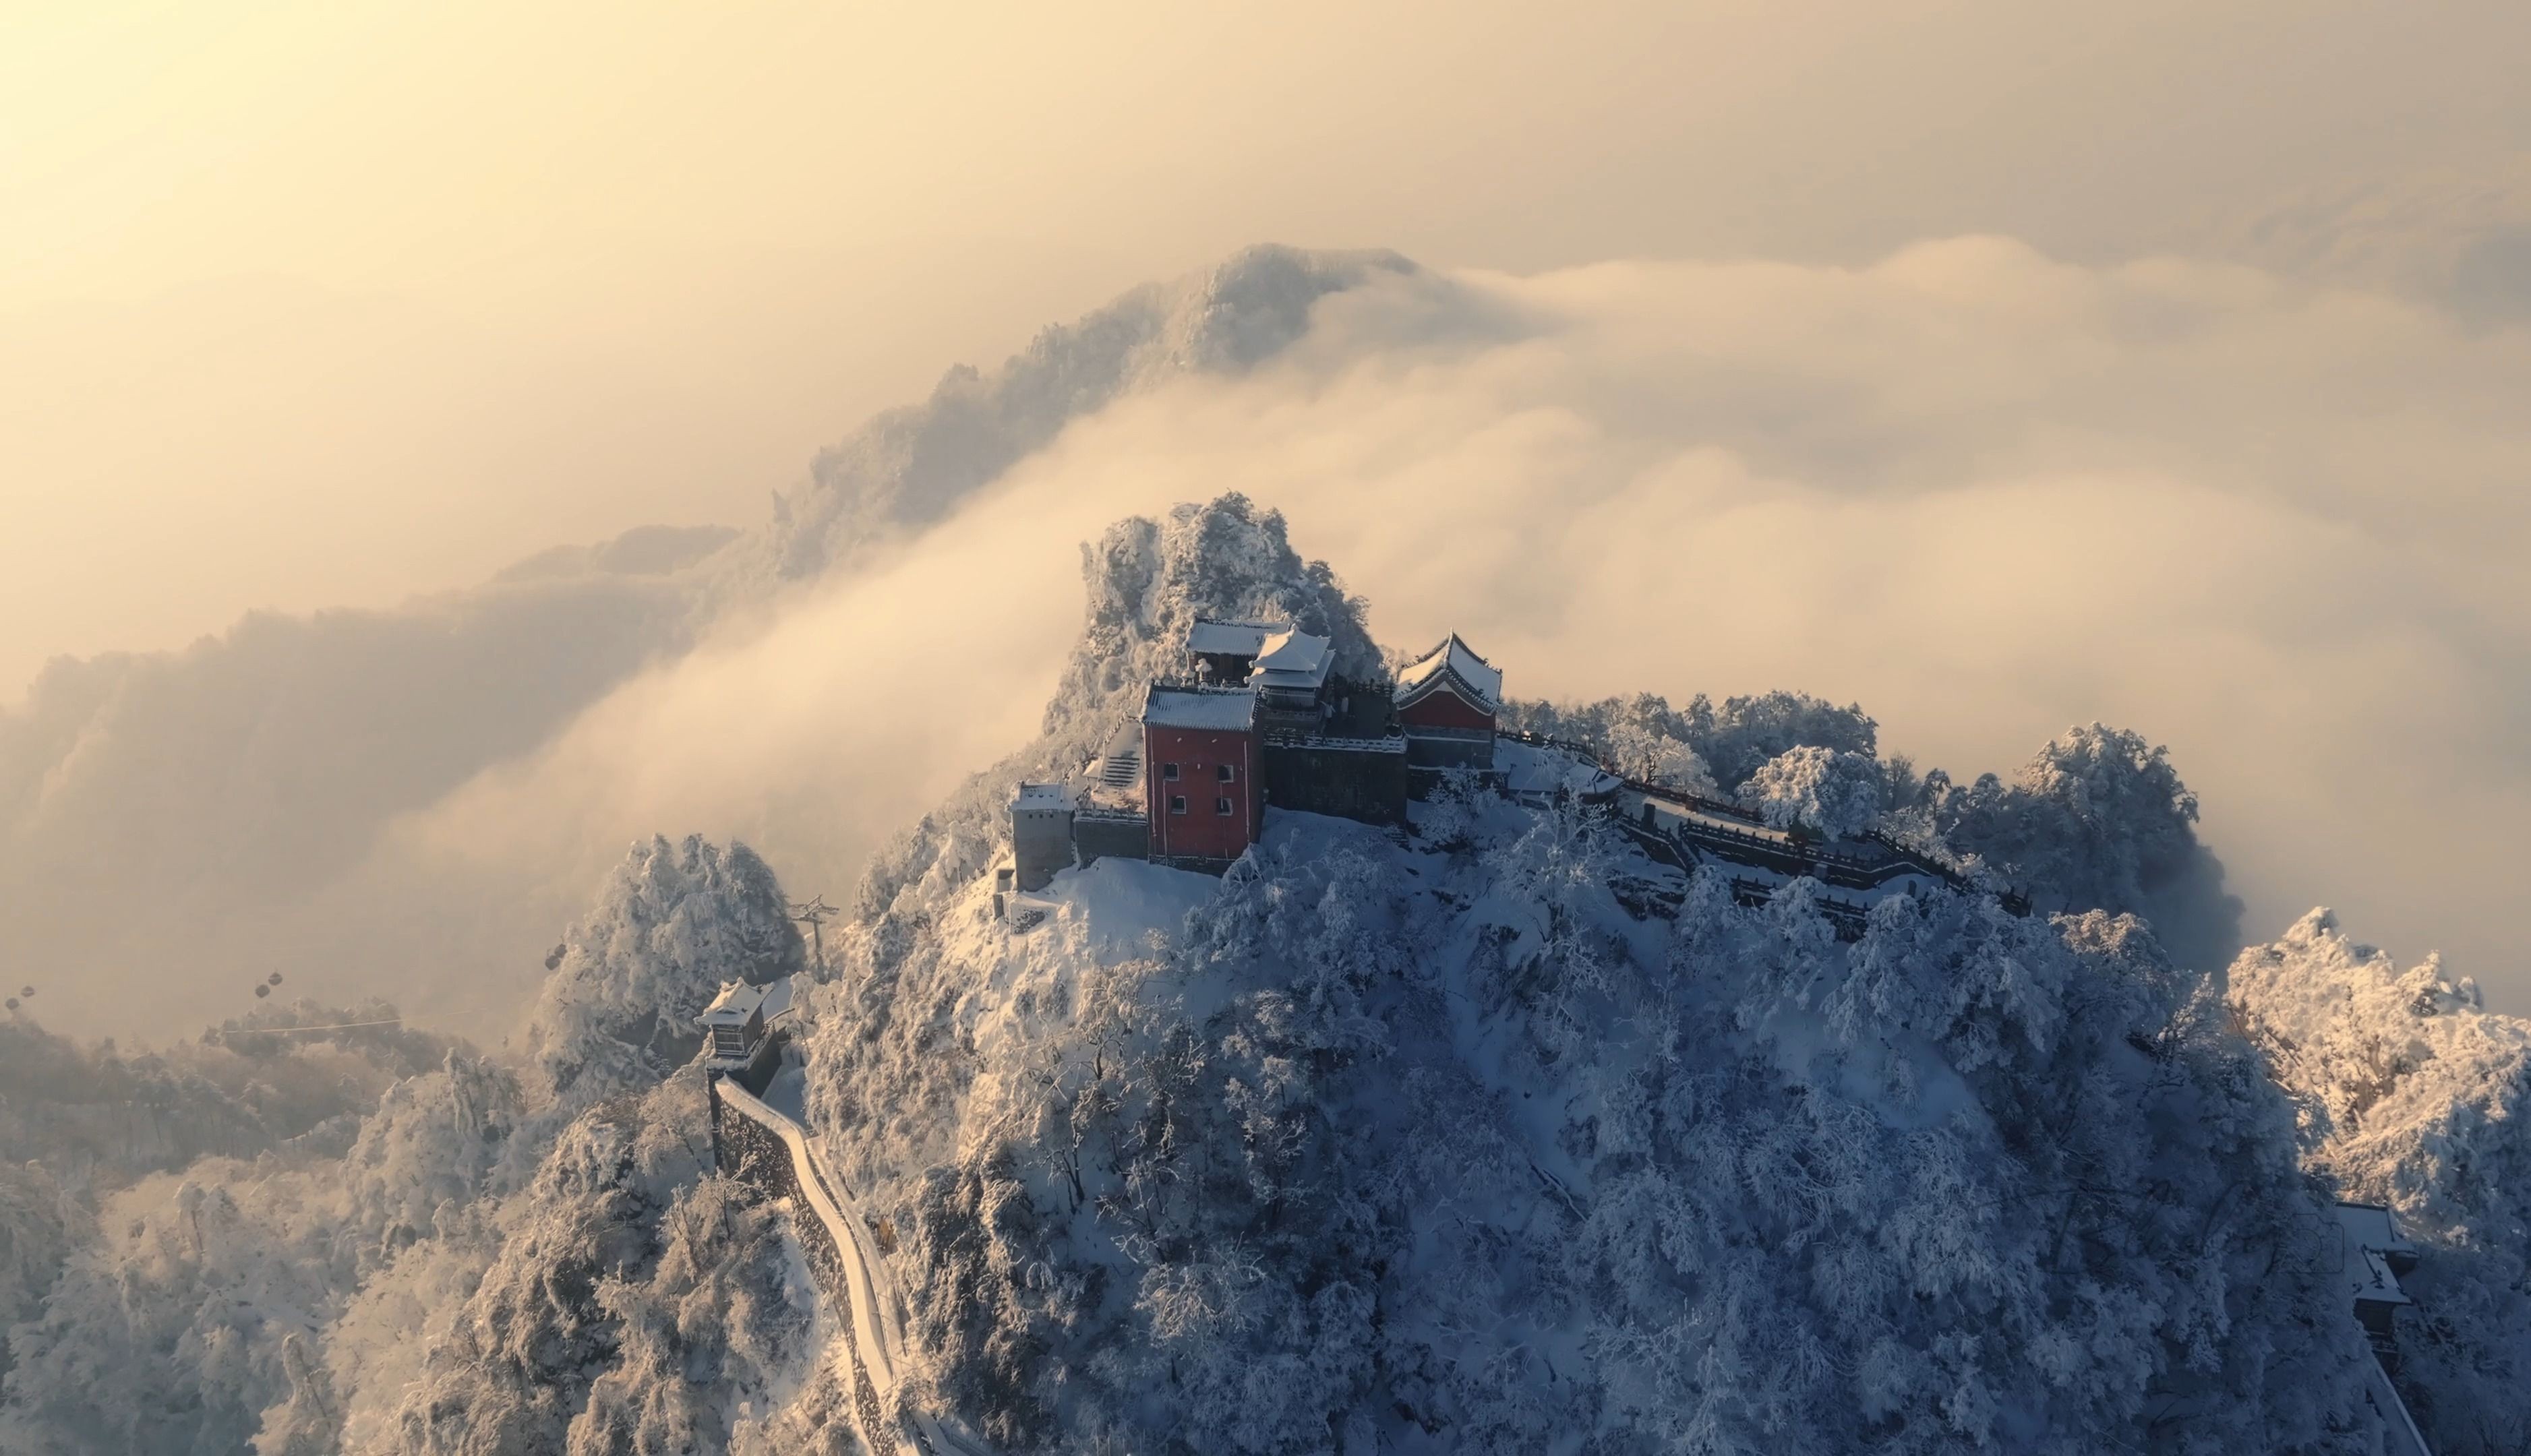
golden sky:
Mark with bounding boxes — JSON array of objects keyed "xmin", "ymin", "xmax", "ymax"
[
  {"xmin": 1, "ymin": 0, "xmax": 2524, "ymax": 692},
  {"xmin": 5, "ymin": 2, "xmax": 2531, "ymax": 1031}
]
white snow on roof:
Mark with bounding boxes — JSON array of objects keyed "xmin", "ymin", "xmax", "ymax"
[
  {"xmin": 2335, "ymin": 1202, "xmax": 2413, "ymax": 1256},
  {"xmin": 2335, "ymin": 1203, "xmax": 2415, "ymax": 1306},
  {"xmin": 698, "ymin": 978, "xmax": 773, "ymax": 1025},
  {"xmin": 1253, "ymin": 627, "xmax": 1335, "ymax": 694},
  {"xmin": 1396, "ymin": 633, "xmax": 1503, "ymax": 708},
  {"xmin": 1142, "ymin": 684, "xmax": 1257, "ymax": 731},
  {"xmin": 1013, "ymin": 781, "xmax": 1077, "ymax": 812},
  {"xmin": 1253, "ymin": 628, "xmax": 1328, "ymax": 674},
  {"xmin": 1497, "ymin": 738, "xmax": 1621, "ymax": 797},
  {"xmin": 2350, "ymin": 1246, "xmax": 2412, "ymax": 1306},
  {"xmin": 1186, "ymin": 619, "xmax": 1282, "ymax": 657}
]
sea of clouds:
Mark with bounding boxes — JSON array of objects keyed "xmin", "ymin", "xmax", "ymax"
[{"xmin": 6, "ymin": 237, "xmax": 2528, "ymax": 1039}]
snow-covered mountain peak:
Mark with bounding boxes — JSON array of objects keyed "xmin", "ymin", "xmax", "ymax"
[
  {"xmin": 767, "ymin": 246, "xmax": 1423, "ymax": 580},
  {"xmin": 8, "ymin": 495, "xmax": 2527, "ymax": 1455},
  {"xmin": 756, "ymin": 499, "xmax": 2424, "ymax": 1453}
]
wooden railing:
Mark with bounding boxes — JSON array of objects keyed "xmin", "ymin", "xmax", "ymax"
[{"xmin": 1505, "ymin": 729, "xmax": 2030, "ymax": 917}]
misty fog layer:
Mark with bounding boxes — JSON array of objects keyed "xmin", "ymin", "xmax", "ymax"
[{"xmin": 4, "ymin": 240, "xmax": 2527, "ymax": 1041}]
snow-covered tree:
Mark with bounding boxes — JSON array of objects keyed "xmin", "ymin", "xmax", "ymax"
[
  {"xmin": 1739, "ymin": 744, "xmax": 1885, "ymax": 838},
  {"xmin": 0, "ymin": 833, "xmax": 814, "ymax": 1456},
  {"xmin": 1503, "ymin": 688, "xmax": 1876, "ymax": 794},
  {"xmin": 527, "ymin": 833, "xmax": 803, "ymax": 1105},
  {"xmin": 1932, "ymin": 723, "xmax": 2242, "ymax": 969},
  {"xmin": 2232, "ymin": 909, "xmax": 2531, "ymax": 1455},
  {"xmin": 0, "ymin": 497, "xmax": 2487, "ymax": 1456},
  {"xmin": 787, "ymin": 497, "xmax": 2379, "ymax": 1455}
]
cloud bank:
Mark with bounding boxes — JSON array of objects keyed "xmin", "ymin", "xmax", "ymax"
[{"xmin": 9, "ymin": 239, "xmax": 2529, "ymax": 1039}]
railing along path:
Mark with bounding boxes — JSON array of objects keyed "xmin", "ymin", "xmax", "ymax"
[
  {"xmin": 715, "ymin": 1079, "xmax": 991, "ymax": 1456},
  {"xmin": 1500, "ymin": 729, "xmax": 2029, "ymax": 915}
]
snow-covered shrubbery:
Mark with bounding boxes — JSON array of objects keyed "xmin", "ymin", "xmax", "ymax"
[
  {"xmin": 816, "ymin": 806, "xmax": 2378, "ymax": 1452},
  {"xmin": 2232, "ymin": 910, "xmax": 2531, "ymax": 1455},
  {"xmin": 787, "ymin": 499, "xmax": 2393, "ymax": 1454},
  {"xmin": 1503, "ymin": 688, "xmax": 1876, "ymax": 797},
  {"xmin": 1922, "ymin": 724, "xmax": 2243, "ymax": 970},
  {"xmin": 2, "ymin": 495, "xmax": 2518, "ymax": 1456},
  {"xmin": 1739, "ymin": 743, "xmax": 1885, "ymax": 838},
  {"xmin": 0, "ymin": 833, "xmax": 825, "ymax": 1456},
  {"xmin": 527, "ymin": 833, "xmax": 804, "ymax": 1105}
]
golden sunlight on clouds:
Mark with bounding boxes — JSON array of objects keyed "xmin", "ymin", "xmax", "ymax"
[
  {"xmin": 3, "ymin": 3, "xmax": 2530, "ymax": 1036},
  {"xmin": 7, "ymin": 1, "xmax": 2525, "ymax": 692}
]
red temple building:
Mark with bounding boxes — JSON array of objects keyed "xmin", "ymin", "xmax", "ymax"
[
  {"xmin": 1141, "ymin": 684, "xmax": 1263, "ymax": 869},
  {"xmin": 1394, "ymin": 633, "xmax": 1501, "ymax": 770}
]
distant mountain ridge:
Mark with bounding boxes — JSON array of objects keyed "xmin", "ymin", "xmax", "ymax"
[
  {"xmin": 0, "ymin": 245, "xmax": 1422, "ymax": 1039},
  {"xmin": 0, "ymin": 497, "xmax": 2522, "ymax": 1453}
]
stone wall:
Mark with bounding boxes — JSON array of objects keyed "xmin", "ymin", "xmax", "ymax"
[
  {"xmin": 1401, "ymin": 723, "xmax": 1495, "ymax": 769},
  {"xmin": 1262, "ymin": 737, "xmax": 1408, "ymax": 825},
  {"xmin": 1012, "ymin": 801, "xmax": 1074, "ymax": 892},
  {"xmin": 1072, "ymin": 811, "xmax": 1151, "ymax": 868}
]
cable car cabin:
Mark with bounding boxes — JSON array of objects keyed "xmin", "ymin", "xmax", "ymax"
[
  {"xmin": 694, "ymin": 977, "xmax": 793, "ymax": 1095},
  {"xmin": 1394, "ymin": 633, "xmax": 1503, "ymax": 770}
]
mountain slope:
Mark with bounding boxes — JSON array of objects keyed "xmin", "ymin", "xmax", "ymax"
[
  {"xmin": 2232, "ymin": 911, "xmax": 2531, "ymax": 1455},
  {"xmin": 4, "ymin": 496, "xmax": 2507, "ymax": 1455},
  {"xmin": 0, "ymin": 245, "xmax": 1417, "ymax": 1041},
  {"xmin": 792, "ymin": 497, "xmax": 2377, "ymax": 1454}
]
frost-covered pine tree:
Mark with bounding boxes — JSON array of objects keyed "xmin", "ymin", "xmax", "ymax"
[
  {"xmin": 1931, "ymin": 724, "xmax": 2242, "ymax": 969},
  {"xmin": 790, "ymin": 495, "xmax": 2380, "ymax": 1455},
  {"xmin": 2232, "ymin": 909, "xmax": 2531, "ymax": 1455},
  {"xmin": 0, "ymin": 833, "xmax": 821, "ymax": 1456}
]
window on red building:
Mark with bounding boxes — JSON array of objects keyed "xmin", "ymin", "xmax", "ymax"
[
  {"xmin": 1214, "ymin": 797, "xmax": 1233, "ymax": 815},
  {"xmin": 1216, "ymin": 764, "xmax": 1236, "ymax": 782},
  {"xmin": 1162, "ymin": 762, "xmax": 1181, "ymax": 781},
  {"xmin": 1169, "ymin": 795, "xmax": 1188, "ymax": 815}
]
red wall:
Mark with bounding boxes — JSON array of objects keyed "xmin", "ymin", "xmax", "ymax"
[
  {"xmin": 1398, "ymin": 688, "xmax": 1496, "ymax": 732},
  {"xmin": 1143, "ymin": 724, "xmax": 1260, "ymax": 861}
]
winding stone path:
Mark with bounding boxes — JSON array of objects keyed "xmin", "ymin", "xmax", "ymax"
[{"xmin": 715, "ymin": 1077, "xmax": 982, "ymax": 1455}]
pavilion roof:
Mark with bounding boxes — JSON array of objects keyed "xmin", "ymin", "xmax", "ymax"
[
  {"xmin": 1185, "ymin": 618, "xmax": 1284, "ymax": 658},
  {"xmin": 1396, "ymin": 633, "xmax": 1503, "ymax": 710}
]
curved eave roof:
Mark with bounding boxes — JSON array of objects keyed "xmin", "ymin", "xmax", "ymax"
[{"xmin": 1395, "ymin": 633, "xmax": 1502, "ymax": 711}]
